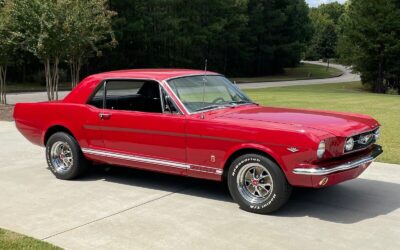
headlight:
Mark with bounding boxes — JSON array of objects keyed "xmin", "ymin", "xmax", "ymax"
[
  {"xmin": 374, "ymin": 127, "xmax": 381, "ymax": 140},
  {"xmin": 317, "ymin": 141, "xmax": 326, "ymax": 159},
  {"xmin": 345, "ymin": 137, "xmax": 355, "ymax": 151}
]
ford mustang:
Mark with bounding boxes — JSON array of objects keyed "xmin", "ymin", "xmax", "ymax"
[{"xmin": 13, "ymin": 69, "xmax": 383, "ymax": 214}]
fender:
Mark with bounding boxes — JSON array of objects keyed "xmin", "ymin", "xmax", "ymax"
[{"xmin": 222, "ymin": 142, "xmax": 288, "ymax": 173}]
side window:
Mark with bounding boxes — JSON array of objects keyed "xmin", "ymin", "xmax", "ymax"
[
  {"xmin": 106, "ymin": 80, "xmax": 162, "ymax": 113},
  {"xmin": 88, "ymin": 83, "xmax": 105, "ymax": 108}
]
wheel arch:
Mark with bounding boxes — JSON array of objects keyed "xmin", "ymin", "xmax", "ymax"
[
  {"xmin": 222, "ymin": 145, "xmax": 286, "ymax": 181},
  {"xmin": 43, "ymin": 125, "xmax": 76, "ymax": 146}
]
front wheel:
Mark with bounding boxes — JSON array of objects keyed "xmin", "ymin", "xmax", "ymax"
[
  {"xmin": 46, "ymin": 132, "xmax": 88, "ymax": 180},
  {"xmin": 227, "ymin": 154, "xmax": 292, "ymax": 214}
]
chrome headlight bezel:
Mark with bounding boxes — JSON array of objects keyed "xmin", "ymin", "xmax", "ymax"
[
  {"xmin": 317, "ymin": 140, "xmax": 326, "ymax": 159},
  {"xmin": 374, "ymin": 127, "xmax": 381, "ymax": 141},
  {"xmin": 344, "ymin": 137, "xmax": 355, "ymax": 152}
]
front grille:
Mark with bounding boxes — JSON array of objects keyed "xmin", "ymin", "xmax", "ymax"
[{"xmin": 345, "ymin": 128, "xmax": 378, "ymax": 153}]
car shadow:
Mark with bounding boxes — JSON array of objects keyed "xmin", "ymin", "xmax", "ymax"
[{"xmin": 79, "ymin": 164, "xmax": 400, "ymax": 224}]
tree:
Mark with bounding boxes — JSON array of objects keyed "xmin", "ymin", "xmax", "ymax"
[
  {"xmin": 0, "ymin": 0, "xmax": 13, "ymax": 104},
  {"xmin": 64, "ymin": 0, "xmax": 117, "ymax": 88},
  {"xmin": 245, "ymin": 0, "xmax": 312, "ymax": 75},
  {"xmin": 95, "ymin": 0, "xmax": 311, "ymax": 77},
  {"xmin": 337, "ymin": 0, "xmax": 400, "ymax": 93},
  {"xmin": 305, "ymin": 2, "xmax": 344, "ymax": 61},
  {"xmin": 10, "ymin": 0, "xmax": 68, "ymax": 100},
  {"xmin": 101, "ymin": 0, "xmax": 249, "ymax": 76},
  {"xmin": 316, "ymin": 21, "xmax": 337, "ymax": 69}
]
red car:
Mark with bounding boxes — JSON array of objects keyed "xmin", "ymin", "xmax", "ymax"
[{"xmin": 14, "ymin": 69, "xmax": 383, "ymax": 214}]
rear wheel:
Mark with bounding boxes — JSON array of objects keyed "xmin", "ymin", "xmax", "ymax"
[
  {"xmin": 227, "ymin": 153, "xmax": 292, "ymax": 214},
  {"xmin": 46, "ymin": 132, "xmax": 88, "ymax": 180}
]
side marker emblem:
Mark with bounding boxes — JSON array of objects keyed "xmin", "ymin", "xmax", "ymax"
[{"xmin": 287, "ymin": 147, "xmax": 299, "ymax": 153}]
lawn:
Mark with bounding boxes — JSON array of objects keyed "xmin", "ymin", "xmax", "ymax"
[
  {"xmin": 0, "ymin": 228, "xmax": 61, "ymax": 250},
  {"xmin": 244, "ymin": 82, "xmax": 400, "ymax": 164},
  {"xmin": 231, "ymin": 63, "xmax": 343, "ymax": 83}
]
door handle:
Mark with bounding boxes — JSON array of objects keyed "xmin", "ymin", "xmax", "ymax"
[{"xmin": 99, "ymin": 113, "xmax": 111, "ymax": 120}]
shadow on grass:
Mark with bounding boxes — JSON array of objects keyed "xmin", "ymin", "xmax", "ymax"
[{"xmin": 79, "ymin": 164, "xmax": 400, "ymax": 224}]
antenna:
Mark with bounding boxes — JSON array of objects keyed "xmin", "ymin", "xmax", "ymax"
[{"xmin": 202, "ymin": 59, "xmax": 207, "ymax": 105}]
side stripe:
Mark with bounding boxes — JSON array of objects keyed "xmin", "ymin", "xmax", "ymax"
[{"xmin": 82, "ymin": 148, "xmax": 223, "ymax": 175}]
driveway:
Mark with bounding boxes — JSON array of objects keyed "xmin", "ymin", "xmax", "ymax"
[
  {"xmin": 0, "ymin": 121, "xmax": 399, "ymax": 250},
  {"xmin": 5, "ymin": 61, "xmax": 360, "ymax": 104},
  {"xmin": 239, "ymin": 60, "xmax": 361, "ymax": 89}
]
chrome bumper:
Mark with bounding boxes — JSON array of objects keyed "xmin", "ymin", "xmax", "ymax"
[{"xmin": 292, "ymin": 145, "xmax": 383, "ymax": 176}]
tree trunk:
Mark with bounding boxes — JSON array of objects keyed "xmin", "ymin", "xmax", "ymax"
[
  {"xmin": 376, "ymin": 59, "xmax": 385, "ymax": 93},
  {"xmin": 44, "ymin": 57, "xmax": 60, "ymax": 101},
  {"xmin": 0, "ymin": 65, "xmax": 7, "ymax": 105},
  {"xmin": 326, "ymin": 58, "xmax": 330, "ymax": 71},
  {"xmin": 70, "ymin": 56, "xmax": 81, "ymax": 89}
]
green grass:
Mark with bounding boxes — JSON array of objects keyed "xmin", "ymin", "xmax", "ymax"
[
  {"xmin": 231, "ymin": 63, "xmax": 343, "ymax": 83},
  {"xmin": 244, "ymin": 82, "xmax": 400, "ymax": 164},
  {"xmin": 0, "ymin": 228, "xmax": 61, "ymax": 250}
]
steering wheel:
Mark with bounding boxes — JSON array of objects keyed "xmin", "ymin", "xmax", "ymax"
[{"xmin": 212, "ymin": 97, "xmax": 225, "ymax": 104}]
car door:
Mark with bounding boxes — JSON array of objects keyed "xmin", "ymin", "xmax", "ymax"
[{"xmin": 95, "ymin": 79, "xmax": 187, "ymax": 175}]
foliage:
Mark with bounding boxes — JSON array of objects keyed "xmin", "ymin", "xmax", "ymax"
[
  {"xmin": 305, "ymin": 2, "xmax": 344, "ymax": 61},
  {"xmin": 244, "ymin": 0, "xmax": 312, "ymax": 75},
  {"xmin": 8, "ymin": 0, "xmax": 117, "ymax": 100},
  {"xmin": 337, "ymin": 0, "xmax": 400, "ymax": 93},
  {"xmin": 9, "ymin": 0, "xmax": 69, "ymax": 100},
  {"xmin": 0, "ymin": 0, "xmax": 13, "ymax": 104},
  {"xmin": 94, "ymin": 0, "xmax": 312, "ymax": 77},
  {"xmin": 64, "ymin": 0, "xmax": 117, "ymax": 88}
]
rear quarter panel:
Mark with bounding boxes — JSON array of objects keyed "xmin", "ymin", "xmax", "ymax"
[{"xmin": 14, "ymin": 102, "xmax": 90, "ymax": 147}]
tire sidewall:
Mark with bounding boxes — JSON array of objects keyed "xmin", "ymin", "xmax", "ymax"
[
  {"xmin": 228, "ymin": 154, "xmax": 290, "ymax": 214},
  {"xmin": 46, "ymin": 132, "xmax": 83, "ymax": 180}
]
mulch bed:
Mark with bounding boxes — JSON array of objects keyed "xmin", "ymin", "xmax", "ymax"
[{"xmin": 0, "ymin": 105, "xmax": 14, "ymax": 121}]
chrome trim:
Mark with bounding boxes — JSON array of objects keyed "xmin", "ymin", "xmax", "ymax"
[
  {"xmin": 293, "ymin": 145, "xmax": 382, "ymax": 176},
  {"xmin": 88, "ymin": 77, "xmax": 185, "ymax": 115},
  {"xmin": 82, "ymin": 148, "xmax": 223, "ymax": 175},
  {"xmin": 83, "ymin": 148, "xmax": 188, "ymax": 169},
  {"xmin": 343, "ymin": 127, "xmax": 380, "ymax": 155},
  {"xmin": 162, "ymin": 80, "xmax": 190, "ymax": 115},
  {"xmin": 162, "ymin": 73, "xmax": 220, "ymax": 82}
]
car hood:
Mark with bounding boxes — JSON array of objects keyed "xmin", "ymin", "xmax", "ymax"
[{"xmin": 218, "ymin": 106, "xmax": 379, "ymax": 137}]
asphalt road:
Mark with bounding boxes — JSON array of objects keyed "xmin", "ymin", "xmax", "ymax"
[
  {"xmin": 6, "ymin": 61, "xmax": 360, "ymax": 104},
  {"xmin": 0, "ymin": 121, "xmax": 399, "ymax": 250}
]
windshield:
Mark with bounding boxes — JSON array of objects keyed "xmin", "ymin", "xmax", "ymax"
[{"xmin": 167, "ymin": 75, "xmax": 253, "ymax": 113}]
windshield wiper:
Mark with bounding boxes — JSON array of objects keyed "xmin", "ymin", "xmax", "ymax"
[
  {"xmin": 195, "ymin": 104, "xmax": 234, "ymax": 112},
  {"xmin": 229, "ymin": 100, "xmax": 255, "ymax": 105},
  {"xmin": 195, "ymin": 105, "xmax": 222, "ymax": 112}
]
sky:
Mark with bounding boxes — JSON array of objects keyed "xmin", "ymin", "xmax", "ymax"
[{"xmin": 306, "ymin": 0, "xmax": 346, "ymax": 7}]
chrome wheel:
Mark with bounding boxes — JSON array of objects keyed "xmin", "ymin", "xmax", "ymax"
[
  {"xmin": 236, "ymin": 163, "xmax": 273, "ymax": 204},
  {"xmin": 50, "ymin": 141, "xmax": 73, "ymax": 174}
]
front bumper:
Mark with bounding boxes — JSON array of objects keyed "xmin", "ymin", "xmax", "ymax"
[{"xmin": 291, "ymin": 145, "xmax": 383, "ymax": 187}]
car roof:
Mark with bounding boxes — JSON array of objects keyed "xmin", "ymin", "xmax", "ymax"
[
  {"xmin": 89, "ymin": 69, "xmax": 220, "ymax": 81},
  {"xmin": 62, "ymin": 68, "xmax": 221, "ymax": 104}
]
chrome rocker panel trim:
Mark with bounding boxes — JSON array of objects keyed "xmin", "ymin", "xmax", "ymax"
[
  {"xmin": 293, "ymin": 145, "xmax": 383, "ymax": 176},
  {"xmin": 82, "ymin": 148, "xmax": 223, "ymax": 175}
]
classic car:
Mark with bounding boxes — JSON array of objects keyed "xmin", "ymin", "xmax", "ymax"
[{"xmin": 13, "ymin": 69, "xmax": 383, "ymax": 214}]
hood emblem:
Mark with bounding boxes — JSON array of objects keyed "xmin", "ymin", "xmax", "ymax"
[{"xmin": 287, "ymin": 147, "xmax": 299, "ymax": 153}]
